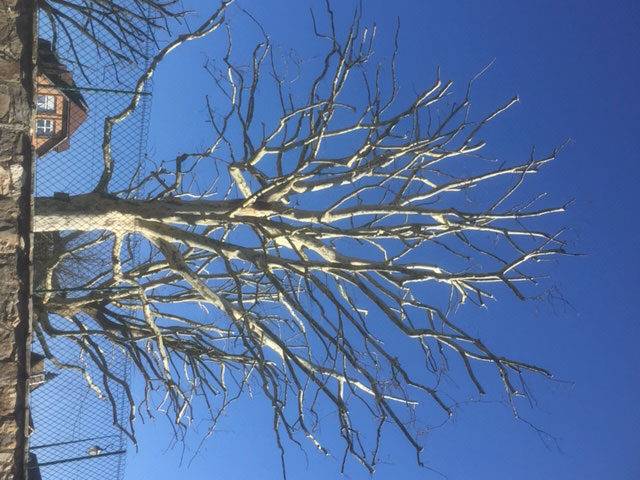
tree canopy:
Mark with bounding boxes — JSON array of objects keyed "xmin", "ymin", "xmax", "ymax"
[{"xmin": 33, "ymin": 1, "xmax": 567, "ymax": 475}]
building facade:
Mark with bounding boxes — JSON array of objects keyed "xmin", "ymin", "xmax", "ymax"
[{"xmin": 34, "ymin": 40, "xmax": 88, "ymax": 157}]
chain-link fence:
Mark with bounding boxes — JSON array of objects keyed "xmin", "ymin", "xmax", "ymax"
[
  {"xmin": 29, "ymin": 3, "xmax": 154, "ymax": 479},
  {"xmin": 28, "ymin": 331, "xmax": 131, "ymax": 480}
]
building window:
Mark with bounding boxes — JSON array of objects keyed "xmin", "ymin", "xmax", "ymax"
[
  {"xmin": 36, "ymin": 119, "xmax": 54, "ymax": 137},
  {"xmin": 36, "ymin": 94, "xmax": 56, "ymax": 112}
]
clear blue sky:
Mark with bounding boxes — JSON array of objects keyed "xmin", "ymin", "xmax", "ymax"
[{"xmin": 124, "ymin": 1, "xmax": 640, "ymax": 479}]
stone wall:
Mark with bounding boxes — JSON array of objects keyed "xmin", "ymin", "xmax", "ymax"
[{"xmin": 0, "ymin": 0, "xmax": 34, "ymax": 479}]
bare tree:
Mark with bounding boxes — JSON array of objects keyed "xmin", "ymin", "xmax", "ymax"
[
  {"xmin": 33, "ymin": 1, "xmax": 568, "ymax": 474},
  {"xmin": 38, "ymin": 0, "xmax": 186, "ymax": 79}
]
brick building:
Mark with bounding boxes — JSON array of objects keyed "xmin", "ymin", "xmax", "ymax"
[{"xmin": 34, "ymin": 39, "xmax": 88, "ymax": 157}]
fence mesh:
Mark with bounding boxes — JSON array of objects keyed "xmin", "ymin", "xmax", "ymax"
[
  {"xmin": 28, "ymin": 331, "xmax": 130, "ymax": 480},
  {"xmin": 30, "ymin": 3, "xmax": 154, "ymax": 479}
]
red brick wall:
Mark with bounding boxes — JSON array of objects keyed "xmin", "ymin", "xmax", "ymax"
[{"xmin": 33, "ymin": 75, "xmax": 65, "ymax": 153}]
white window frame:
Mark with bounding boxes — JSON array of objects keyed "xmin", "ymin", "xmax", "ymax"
[
  {"xmin": 36, "ymin": 94, "xmax": 55, "ymax": 112},
  {"xmin": 36, "ymin": 119, "xmax": 54, "ymax": 137}
]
